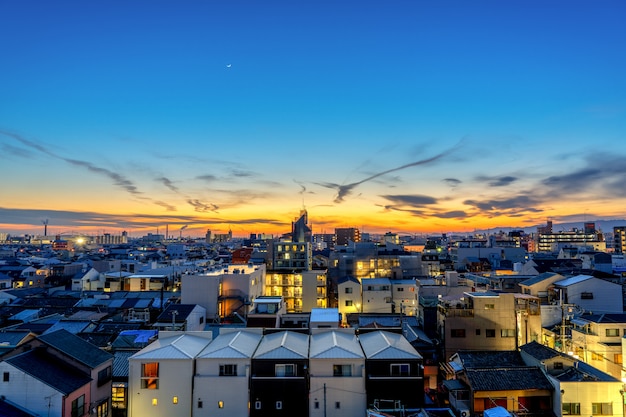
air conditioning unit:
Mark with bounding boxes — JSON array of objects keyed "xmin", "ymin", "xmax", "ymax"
[{"xmin": 459, "ymin": 409, "xmax": 470, "ymax": 417}]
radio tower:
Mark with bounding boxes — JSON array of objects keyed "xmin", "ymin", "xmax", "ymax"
[{"xmin": 42, "ymin": 219, "xmax": 49, "ymax": 236}]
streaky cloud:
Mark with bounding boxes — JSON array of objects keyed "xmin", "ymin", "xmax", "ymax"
[{"xmin": 381, "ymin": 194, "xmax": 438, "ymax": 206}]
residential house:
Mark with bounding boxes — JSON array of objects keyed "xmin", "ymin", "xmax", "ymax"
[
  {"xmin": 445, "ymin": 350, "xmax": 554, "ymax": 417},
  {"xmin": 0, "ymin": 347, "xmax": 92, "ymax": 417},
  {"xmin": 359, "ymin": 330, "xmax": 424, "ymax": 411},
  {"xmin": 309, "ymin": 329, "xmax": 366, "ymax": 417},
  {"xmin": 194, "ymin": 329, "xmax": 264, "ymax": 417},
  {"xmin": 569, "ymin": 313, "xmax": 626, "ymax": 380},
  {"xmin": 362, "ymin": 278, "xmax": 393, "ymax": 314},
  {"xmin": 152, "ymin": 304, "xmax": 207, "ymax": 332},
  {"xmin": 128, "ymin": 331, "xmax": 213, "ymax": 417},
  {"xmin": 250, "ymin": 330, "xmax": 310, "ymax": 417},
  {"xmin": 337, "ymin": 276, "xmax": 361, "ymax": 324},
  {"xmin": 552, "ymin": 275, "xmax": 623, "ymax": 315},
  {"xmin": 437, "ymin": 292, "xmax": 542, "ymax": 360},
  {"xmin": 521, "ymin": 341, "xmax": 624, "ymax": 417}
]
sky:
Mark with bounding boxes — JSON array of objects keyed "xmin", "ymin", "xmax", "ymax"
[{"xmin": 1, "ymin": 0, "xmax": 626, "ymax": 238}]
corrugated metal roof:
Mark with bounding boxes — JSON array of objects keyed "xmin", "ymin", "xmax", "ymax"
[
  {"xmin": 358, "ymin": 331, "xmax": 422, "ymax": 360},
  {"xmin": 310, "ymin": 308, "xmax": 339, "ymax": 323},
  {"xmin": 198, "ymin": 330, "xmax": 263, "ymax": 359},
  {"xmin": 253, "ymin": 331, "xmax": 309, "ymax": 359},
  {"xmin": 131, "ymin": 333, "xmax": 213, "ymax": 360},
  {"xmin": 310, "ymin": 331, "xmax": 364, "ymax": 359},
  {"xmin": 554, "ymin": 274, "xmax": 594, "ymax": 287}
]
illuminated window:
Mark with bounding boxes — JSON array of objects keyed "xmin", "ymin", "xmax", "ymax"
[
  {"xmin": 152, "ymin": 398, "xmax": 158, "ymax": 406},
  {"xmin": 562, "ymin": 402, "xmax": 580, "ymax": 415},
  {"xmin": 172, "ymin": 397, "xmax": 178, "ymax": 404},
  {"xmin": 615, "ymin": 353, "xmax": 623, "ymax": 364},
  {"xmin": 484, "ymin": 304, "xmax": 495, "ymax": 309},
  {"xmin": 218, "ymin": 401, "xmax": 224, "ymax": 408},
  {"xmin": 592, "ymin": 403, "xmax": 612, "ymax": 415},
  {"xmin": 606, "ymin": 328, "xmax": 620, "ymax": 337},
  {"xmin": 501, "ymin": 329, "xmax": 516, "ymax": 337},
  {"xmin": 141, "ymin": 362, "xmax": 159, "ymax": 389},
  {"xmin": 333, "ymin": 364, "xmax": 352, "ymax": 377}
]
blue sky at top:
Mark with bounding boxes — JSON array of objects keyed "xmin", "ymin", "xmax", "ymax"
[{"xmin": 1, "ymin": 0, "xmax": 625, "ymax": 236}]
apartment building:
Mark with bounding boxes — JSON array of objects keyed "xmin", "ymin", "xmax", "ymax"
[{"xmin": 437, "ymin": 292, "xmax": 542, "ymax": 360}]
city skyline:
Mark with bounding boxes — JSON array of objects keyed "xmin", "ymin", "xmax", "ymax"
[{"xmin": 1, "ymin": 1, "xmax": 626, "ymax": 238}]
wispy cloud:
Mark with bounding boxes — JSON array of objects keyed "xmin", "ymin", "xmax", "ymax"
[
  {"xmin": 381, "ymin": 194, "xmax": 438, "ymax": 206},
  {"xmin": 315, "ymin": 139, "xmax": 466, "ymax": 203},
  {"xmin": 187, "ymin": 199, "xmax": 219, "ymax": 213},
  {"xmin": 157, "ymin": 176, "xmax": 180, "ymax": 193},
  {"xmin": 476, "ymin": 175, "xmax": 519, "ymax": 187}
]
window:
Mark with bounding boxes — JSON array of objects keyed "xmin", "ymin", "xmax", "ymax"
[
  {"xmin": 275, "ymin": 364, "xmax": 296, "ymax": 377},
  {"xmin": 219, "ymin": 364, "xmax": 238, "ymax": 376},
  {"xmin": 98, "ymin": 366, "xmax": 112, "ymax": 386},
  {"xmin": 562, "ymin": 402, "xmax": 581, "ymax": 415},
  {"xmin": 218, "ymin": 401, "xmax": 224, "ymax": 408},
  {"xmin": 151, "ymin": 398, "xmax": 158, "ymax": 406},
  {"xmin": 397, "ymin": 287, "xmax": 404, "ymax": 292},
  {"xmin": 198, "ymin": 400, "xmax": 203, "ymax": 408},
  {"xmin": 255, "ymin": 401, "xmax": 262, "ymax": 410},
  {"xmin": 501, "ymin": 329, "xmax": 516, "ymax": 338},
  {"xmin": 592, "ymin": 352, "xmax": 603, "ymax": 361},
  {"xmin": 172, "ymin": 397, "xmax": 178, "ymax": 404},
  {"xmin": 276, "ymin": 401, "xmax": 283, "ymax": 410},
  {"xmin": 345, "ymin": 300, "xmax": 353, "ymax": 307},
  {"xmin": 451, "ymin": 329, "xmax": 466, "ymax": 338},
  {"xmin": 141, "ymin": 362, "xmax": 159, "ymax": 389},
  {"xmin": 581, "ymin": 292, "xmax": 593, "ymax": 299},
  {"xmin": 2, "ymin": 372, "xmax": 8, "ymax": 382},
  {"xmin": 486, "ymin": 329, "xmax": 496, "ymax": 338},
  {"xmin": 390, "ymin": 363, "xmax": 410, "ymax": 376},
  {"xmin": 314, "ymin": 401, "xmax": 320, "ymax": 409},
  {"xmin": 333, "ymin": 364, "xmax": 352, "ymax": 377},
  {"xmin": 553, "ymin": 362, "xmax": 563, "ymax": 370},
  {"xmin": 335, "ymin": 401, "xmax": 341, "ymax": 409},
  {"xmin": 484, "ymin": 303, "xmax": 495, "ymax": 310},
  {"xmin": 71, "ymin": 395, "xmax": 85, "ymax": 417},
  {"xmin": 615, "ymin": 353, "xmax": 623, "ymax": 365},
  {"xmin": 606, "ymin": 328, "xmax": 620, "ymax": 337},
  {"xmin": 592, "ymin": 403, "xmax": 612, "ymax": 415},
  {"xmin": 97, "ymin": 401, "xmax": 108, "ymax": 417},
  {"xmin": 345, "ymin": 287, "xmax": 353, "ymax": 294},
  {"xmin": 475, "ymin": 329, "xmax": 481, "ymax": 336}
]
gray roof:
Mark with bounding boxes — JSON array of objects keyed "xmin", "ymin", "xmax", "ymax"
[
  {"xmin": 572, "ymin": 313, "xmax": 626, "ymax": 324},
  {"xmin": 554, "ymin": 274, "xmax": 594, "ymax": 287},
  {"xmin": 6, "ymin": 348, "xmax": 92, "ymax": 395},
  {"xmin": 253, "ymin": 331, "xmax": 309, "ymax": 360},
  {"xmin": 38, "ymin": 329, "xmax": 113, "ymax": 368},
  {"xmin": 310, "ymin": 331, "xmax": 364, "ymax": 359},
  {"xmin": 455, "ymin": 351, "xmax": 526, "ymax": 368},
  {"xmin": 519, "ymin": 272, "xmax": 560, "ymax": 287},
  {"xmin": 130, "ymin": 333, "xmax": 213, "ymax": 360},
  {"xmin": 555, "ymin": 362, "xmax": 619, "ymax": 382},
  {"xmin": 42, "ymin": 320, "xmax": 93, "ymax": 336},
  {"xmin": 198, "ymin": 330, "xmax": 263, "ymax": 359},
  {"xmin": 113, "ymin": 350, "xmax": 134, "ymax": 378},
  {"xmin": 358, "ymin": 331, "xmax": 422, "ymax": 360},
  {"xmin": 310, "ymin": 308, "xmax": 340, "ymax": 323},
  {"xmin": 465, "ymin": 367, "xmax": 554, "ymax": 391},
  {"xmin": 520, "ymin": 341, "xmax": 566, "ymax": 361},
  {"xmin": 0, "ymin": 330, "xmax": 33, "ymax": 347}
]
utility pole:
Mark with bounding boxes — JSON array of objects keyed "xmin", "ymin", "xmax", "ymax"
[{"xmin": 323, "ymin": 383, "xmax": 327, "ymax": 417}]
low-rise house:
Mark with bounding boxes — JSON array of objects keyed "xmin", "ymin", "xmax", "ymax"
[
  {"xmin": 128, "ymin": 331, "xmax": 213, "ymax": 417},
  {"xmin": 0, "ymin": 347, "xmax": 92, "ymax": 417},
  {"xmin": 569, "ymin": 313, "xmax": 626, "ymax": 380},
  {"xmin": 309, "ymin": 329, "xmax": 366, "ymax": 417},
  {"xmin": 337, "ymin": 276, "xmax": 361, "ymax": 324},
  {"xmin": 152, "ymin": 304, "xmax": 207, "ymax": 332},
  {"xmin": 195, "ymin": 329, "xmax": 264, "ymax": 417},
  {"xmin": 552, "ymin": 275, "xmax": 623, "ymax": 314},
  {"xmin": 250, "ymin": 330, "xmax": 310, "ymax": 417},
  {"xmin": 521, "ymin": 341, "xmax": 624, "ymax": 417},
  {"xmin": 445, "ymin": 350, "xmax": 554, "ymax": 417},
  {"xmin": 359, "ymin": 330, "xmax": 424, "ymax": 411}
]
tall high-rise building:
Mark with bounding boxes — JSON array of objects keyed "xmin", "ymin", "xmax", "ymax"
[
  {"xmin": 615, "ymin": 226, "xmax": 626, "ymax": 254},
  {"xmin": 335, "ymin": 227, "xmax": 361, "ymax": 246}
]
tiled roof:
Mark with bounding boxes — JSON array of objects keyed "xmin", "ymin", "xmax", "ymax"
[
  {"xmin": 6, "ymin": 348, "xmax": 92, "ymax": 394},
  {"xmin": 37, "ymin": 329, "xmax": 113, "ymax": 368},
  {"xmin": 113, "ymin": 350, "xmax": 134, "ymax": 378},
  {"xmin": 465, "ymin": 367, "xmax": 553, "ymax": 391},
  {"xmin": 0, "ymin": 398, "xmax": 38, "ymax": 417},
  {"xmin": 519, "ymin": 341, "xmax": 565, "ymax": 361},
  {"xmin": 456, "ymin": 351, "xmax": 526, "ymax": 368}
]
